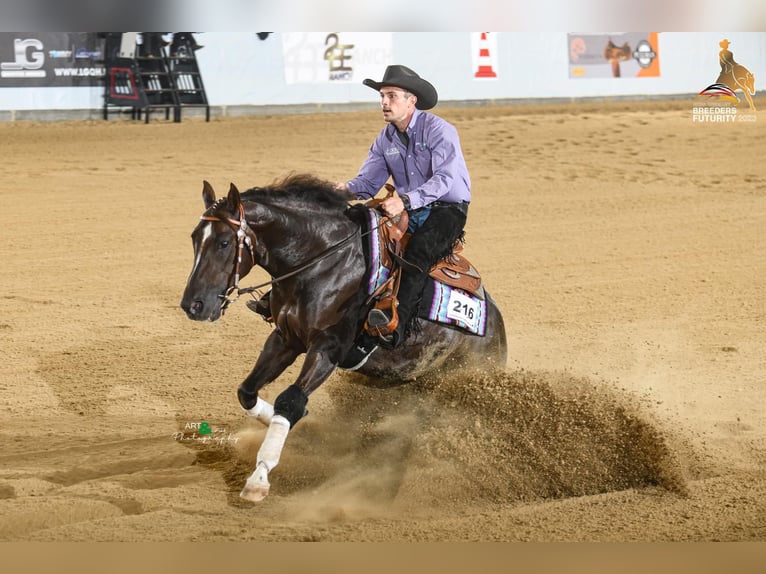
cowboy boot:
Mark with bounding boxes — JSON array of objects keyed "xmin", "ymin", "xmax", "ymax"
[
  {"xmin": 246, "ymin": 290, "xmax": 273, "ymax": 321},
  {"xmin": 367, "ymin": 269, "xmax": 427, "ymax": 348},
  {"xmin": 341, "ymin": 269, "xmax": 428, "ymax": 370}
]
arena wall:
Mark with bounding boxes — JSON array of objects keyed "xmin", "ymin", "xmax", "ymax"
[{"xmin": 0, "ymin": 32, "xmax": 763, "ymax": 120}]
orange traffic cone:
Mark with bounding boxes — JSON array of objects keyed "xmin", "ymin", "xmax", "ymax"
[{"xmin": 475, "ymin": 32, "xmax": 497, "ymax": 78}]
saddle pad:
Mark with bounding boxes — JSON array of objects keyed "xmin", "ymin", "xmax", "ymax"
[
  {"xmin": 420, "ymin": 279, "xmax": 487, "ymax": 336},
  {"xmin": 365, "ymin": 208, "xmax": 391, "ymax": 295}
]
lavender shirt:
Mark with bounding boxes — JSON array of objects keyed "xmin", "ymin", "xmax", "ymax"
[{"xmin": 346, "ymin": 109, "xmax": 471, "ymax": 210}]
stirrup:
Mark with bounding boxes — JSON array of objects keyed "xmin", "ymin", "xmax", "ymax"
[
  {"xmin": 338, "ymin": 339, "xmax": 379, "ymax": 371},
  {"xmin": 364, "ymin": 311, "xmax": 394, "ymax": 347},
  {"xmin": 367, "ymin": 308, "xmax": 391, "ymax": 328}
]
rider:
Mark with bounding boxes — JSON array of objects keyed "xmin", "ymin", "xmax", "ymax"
[{"xmin": 337, "ymin": 64, "xmax": 472, "ymax": 370}]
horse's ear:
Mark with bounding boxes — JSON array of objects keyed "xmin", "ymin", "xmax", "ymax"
[
  {"xmin": 227, "ymin": 183, "xmax": 242, "ymax": 210},
  {"xmin": 202, "ymin": 180, "xmax": 216, "ymax": 209}
]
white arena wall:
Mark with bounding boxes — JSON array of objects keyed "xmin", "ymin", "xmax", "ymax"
[{"xmin": 0, "ymin": 32, "xmax": 763, "ymax": 120}]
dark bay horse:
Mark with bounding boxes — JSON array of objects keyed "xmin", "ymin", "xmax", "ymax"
[{"xmin": 180, "ymin": 174, "xmax": 507, "ymax": 501}]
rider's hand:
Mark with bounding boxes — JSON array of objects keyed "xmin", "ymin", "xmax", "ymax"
[{"xmin": 380, "ymin": 195, "xmax": 405, "ymax": 218}]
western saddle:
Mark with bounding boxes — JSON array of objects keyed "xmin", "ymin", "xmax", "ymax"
[{"xmin": 363, "ymin": 184, "xmax": 483, "ymax": 338}]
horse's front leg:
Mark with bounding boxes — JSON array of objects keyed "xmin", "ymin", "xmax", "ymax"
[
  {"xmin": 746, "ymin": 91, "xmax": 756, "ymax": 111},
  {"xmin": 237, "ymin": 328, "xmax": 300, "ymax": 425},
  {"xmin": 240, "ymin": 337, "xmax": 343, "ymax": 503}
]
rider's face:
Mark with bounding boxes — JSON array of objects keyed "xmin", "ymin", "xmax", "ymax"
[{"xmin": 379, "ymin": 86, "xmax": 416, "ymax": 128}]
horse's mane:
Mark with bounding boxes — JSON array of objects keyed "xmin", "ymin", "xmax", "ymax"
[{"xmin": 240, "ymin": 173, "xmax": 354, "ymax": 213}]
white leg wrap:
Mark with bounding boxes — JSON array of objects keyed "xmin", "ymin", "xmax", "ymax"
[
  {"xmin": 240, "ymin": 415, "xmax": 291, "ymax": 502},
  {"xmin": 248, "ymin": 461, "xmax": 270, "ymax": 489},
  {"xmin": 243, "ymin": 396, "xmax": 274, "ymax": 426},
  {"xmin": 255, "ymin": 415, "xmax": 291, "ymax": 472}
]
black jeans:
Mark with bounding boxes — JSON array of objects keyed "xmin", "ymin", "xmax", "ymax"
[{"xmin": 393, "ymin": 202, "xmax": 468, "ymax": 344}]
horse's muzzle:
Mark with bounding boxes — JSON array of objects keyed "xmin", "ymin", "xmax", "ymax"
[{"xmin": 180, "ymin": 298, "xmax": 219, "ymax": 321}]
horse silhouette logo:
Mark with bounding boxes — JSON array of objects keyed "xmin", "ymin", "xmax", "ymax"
[{"xmin": 698, "ymin": 39, "xmax": 756, "ymax": 111}]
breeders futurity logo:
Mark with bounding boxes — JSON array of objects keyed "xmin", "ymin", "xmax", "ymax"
[{"xmin": 693, "ymin": 38, "xmax": 757, "ymax": 123}]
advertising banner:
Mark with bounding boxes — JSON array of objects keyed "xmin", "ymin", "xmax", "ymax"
[
  {"xmin": 282, "ymin": 33, "xmax": 392, "ymax": 84},
  {"xmin": 568, "ymin": 32, "xmax": 660, "ymax": 79},
  {"xmin": 0, "ymin": 33, "xmax": 105, "ymax": 87}
]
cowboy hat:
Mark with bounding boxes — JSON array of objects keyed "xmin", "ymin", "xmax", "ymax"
[{"xmin": 363, "ymin": 65, "xmax": 438, "ymax": 110}]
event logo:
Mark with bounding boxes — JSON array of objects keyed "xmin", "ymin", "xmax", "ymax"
[
  {"xmin": 74, "ymin": 47, "xmax": 103, "ymax": 60},
  {"xmin": 48, "ymin": 49, "xmax": 73, "ymax": 59},
  {"xmin": 697, "ymin": 83, "xmax": 739, "ymax": 105},
  {"xmin": 0, "ymin": 33, "xmax": 105, "ymax": 86},
  {"xmin": 283, "ymin": 33, "xmax": 391, "ymax": 86},
  {"xmin": 632, "ymin": 40, "xmax": 657, "ymax": 69},
  {"xmin": 1, "ymin": 38, "xmax": 45, "ymax": 78},
  {"xmin": 324, "ymin": 33, "xmax": 354, "ymax": 81},
  {"xmin": 693, "ymin": 39, "xmax": 757, "ymax": 122}
]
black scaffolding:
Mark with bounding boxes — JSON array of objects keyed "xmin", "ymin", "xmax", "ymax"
[{"xmin": 102, "ymin": 33, "xmax": 210, "ymax": 123}]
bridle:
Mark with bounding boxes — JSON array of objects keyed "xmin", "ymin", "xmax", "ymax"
[
  {"xmin": 199, "ymin": 203, "xmax": 258, "ymax": 313},
  {"xmin": 199, "ymin": 202, "xmax": 371, "ymax": 314}
]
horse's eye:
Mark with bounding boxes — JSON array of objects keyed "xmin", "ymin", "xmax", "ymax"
[{"xmin": 218, "ymin": 239, "xmax": 230, "ymax": 249}]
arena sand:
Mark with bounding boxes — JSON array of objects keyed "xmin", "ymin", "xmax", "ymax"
[{"xmin": 0, "ymin": 98, "xmax": 764, "ymax": 543}]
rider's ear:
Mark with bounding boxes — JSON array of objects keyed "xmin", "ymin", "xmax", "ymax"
[
  {"xmin": 202, "ymin": 180, "xmax": 216, "ymax": 209},
  {"xmin": 227, "ymin": 183, "xmax": 242, "ymax": 212}
]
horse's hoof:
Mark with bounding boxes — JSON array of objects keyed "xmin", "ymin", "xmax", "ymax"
[{"xmin": 240, "ymin": 483, "xmax": 270, "ymax": 502}]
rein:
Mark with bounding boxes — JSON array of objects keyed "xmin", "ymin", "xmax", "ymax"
[
  {"xmin": 201, "ymin": 202, "xmax": 382, "ymax": 312},
  {"xmin": 236, "ymin": 226, "xmax": 362, "ymax": 296}
]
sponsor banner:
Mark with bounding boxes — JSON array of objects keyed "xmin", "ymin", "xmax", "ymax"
[
  {"xmin": 568, "ymin": 32, "xmax": 660, "ymax": 79},
  {"xmin": 0, "ymin": 33, "xmax": 105, "ymax": 87},
  {"xmin": 282, "ymin": 33, "xmax": 392, "ymax": 84}
]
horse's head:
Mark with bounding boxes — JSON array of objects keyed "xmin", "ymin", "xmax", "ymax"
[
  {"xmin": 744, "ymin": 71, "xmax": 755, "ymax": 95},
  {"xmin": 180, "ymin": 181, "xmax": 256, "ymax": 321}
]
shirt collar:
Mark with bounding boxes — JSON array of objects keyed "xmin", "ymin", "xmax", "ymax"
[{"xmin": 387, "ymin": 108, "xmax": 422, "ymax": 138}]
